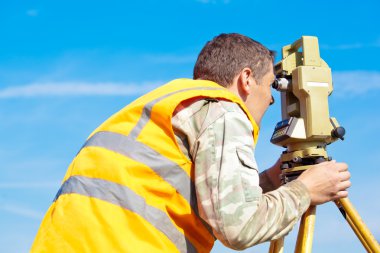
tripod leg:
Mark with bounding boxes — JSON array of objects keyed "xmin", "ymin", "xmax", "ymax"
[
  {"xmin": 295, "ymin": 205, "xmax": 316, "ymax": 253},
  {"xmin": 347, "ymin": 214, "xmax": 372, "ymax": 252},
  {"xmin": 335, "ymin": 198, "xmax": 380, "ymax": 253},
  {"xmin": 269, "ymin": 237, "xmax": 284, "ymax": 253}
]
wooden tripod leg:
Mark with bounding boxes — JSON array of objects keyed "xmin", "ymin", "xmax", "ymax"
[
  {"xmin": 295, "ymin": 205, "xmax": 316, "ymax": 253},
  {"xmin": 269, "ymin": 237, "xmax": 284, "ymax": 253},
  {"xmin": 335, "ymin": 198, "xmax": 380, "ymax": 253}
]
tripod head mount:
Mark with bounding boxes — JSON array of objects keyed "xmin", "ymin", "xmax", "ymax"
[{"xmin": 270, "ymin": 36, "xmax": 345, "ymax": 182}]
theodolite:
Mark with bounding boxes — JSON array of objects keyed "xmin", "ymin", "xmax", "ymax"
[
  {"xmin": 270, "ymin": 36, "xmax": 345, "ymax": 182},
  {"xmin": 268, "ymin": 36, "xmax": 380, "ymax": 253}
]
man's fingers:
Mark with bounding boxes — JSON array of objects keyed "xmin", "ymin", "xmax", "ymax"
[
  {"xmin": 336, "ymin": 162, "xmax": 349, "ymax": 172},
  {"xmin": 334, "ymin": 190, "xmax": 349, "ymax": 199},
  {"xmin": 320, "ymin": 161, "xmax": 348, "ymax": 172},
  {"xmin": 338, "ymin": 180, "xmax": 351, "ymax": 190},
  {"xmin": 339, "ymin": 171, "xmax": 351, "ymax": 181},
  {"xmin": 301, "ymin": 161, "xmax": 351, "ymax": 205}
]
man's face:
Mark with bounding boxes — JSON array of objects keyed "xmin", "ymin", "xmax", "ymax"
[{"xmin": 246, "ymin": 63, "xmax": 275, "ymax": 126}]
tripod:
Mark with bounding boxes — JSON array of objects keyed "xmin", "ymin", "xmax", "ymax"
[
  {"xmin": 333, "ymin": 198, "xmax": 379, "ymax": 252},
  {"xmin": 268, "ymin": 162, "xmax": 380, "ymax": 253}
]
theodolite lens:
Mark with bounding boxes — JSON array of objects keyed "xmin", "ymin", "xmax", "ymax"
[
  {"xmin": 272, "ymin": 80, "xmax": 279, "ymax": 90},
  {"xmin": 272, "ymin": 78, "xmax": 289, "ymax": 91}
]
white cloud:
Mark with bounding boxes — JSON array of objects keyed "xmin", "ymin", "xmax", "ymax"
[
  {"xmin": 1, "ymin": 71, "xmax": 379, "ymax": 99},
  {"xmin": 0, "ymin": 182, "xmax": 60, "ymax": 189},
  {"xmin": 320, "ymin": 43, "xmax": 365, "ymax": 50},
  {"xmin": 333, "ymin": 71, "xmax": 380, "ymax": 96},
  {"xmin": 0, "ymin": 203, "xmax": 43, "ymax": 220},
  {"xmin": 0, "ymin": 81, "xmax": 161, "ymax": 98},
  {"xmin": 321, "ymin": 39, "xmax": 380, "ymax": 50}
]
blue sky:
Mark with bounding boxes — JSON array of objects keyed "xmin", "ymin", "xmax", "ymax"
[{"xmin": 1, "ymin": 0, "xmax": 379, "ymax": 252}]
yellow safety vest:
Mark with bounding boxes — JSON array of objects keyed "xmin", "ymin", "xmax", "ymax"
[{"xmin": 31, "ymin": 79, "xmax": 259, "ymax": 253}]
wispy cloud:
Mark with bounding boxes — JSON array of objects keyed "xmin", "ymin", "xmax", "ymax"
[
  {"xmin": 1, "ymin": 71, "xmax": 379, "ymax": 99},
  {"xmin": 321, "ymin": 40, "xmax": 380, "ymax": 50},
  {"xmin": 270, "ymin": 38, "xmax": 380, "ymax": 52},
  {"xmin": 0, "ymin": 203, "xmax": 43, "ymax": 220},
  {"xmin": 321, "ymin": 43, "xmax": 365, "ymax": 50},
  {"xmin": 0, "ymin": 182, "xmax": 60, "ymax": 189},
  {"xmin": 333, "ymin": 71, "xmax": 380, "ymax": 96},
  {"xmin": 0, "ymin": 81, "xmax": 161, "ymax": 99}
]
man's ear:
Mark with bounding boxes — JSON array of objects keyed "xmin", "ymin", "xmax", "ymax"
[{"xmin": 238, "ymin": 68, "xmax": 255, "ymax": 95}]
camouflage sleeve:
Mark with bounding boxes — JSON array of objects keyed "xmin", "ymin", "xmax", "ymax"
[{"xmin": 172, "ymin": 99, "xmax": 311, "ymax": 250}]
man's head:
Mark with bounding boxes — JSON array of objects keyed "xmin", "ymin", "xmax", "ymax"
[
  {"xmin": 193, "ymin": 33, "xmax": 274, "ymax": 87},
  {"xmin": 193, "ymin": 33, "xmax": 275, "ymax": 125}
]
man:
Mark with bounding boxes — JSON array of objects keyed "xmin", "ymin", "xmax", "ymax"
[{"xmin": 31, "ymin": 33, "xmax": 351, "ymax": 252}]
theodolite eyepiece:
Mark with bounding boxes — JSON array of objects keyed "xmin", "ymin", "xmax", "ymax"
[{"xmin": 272, "ymin": 78, "xmax": 290, "ymax": 91}]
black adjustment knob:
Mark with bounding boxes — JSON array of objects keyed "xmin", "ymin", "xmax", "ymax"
[
  {"xmin": 292, "ymin": 157, "xmax": 302, "ymax": 163},
  {"xmin": 281, "ymin": 163, "xmax": 289, "ymax": 170},
  {"xmin": 332, "ymin": 126, "xmax": 346, "ymax": 140},
  {"xmin": 315, "ymin": 157, "xmax": 326, "ymax": 164},
  {"xmin": 272, "ymin": 79, "xmax": 279, "ymax": 90}
]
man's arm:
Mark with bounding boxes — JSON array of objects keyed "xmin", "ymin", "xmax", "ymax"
[
  {"xmin": 173, "ymin": 99, "xmax": 350, "ymax": 250},
  {"xmin": 172, "ymin": 100, "xmax": 310, "ymax": 249}
]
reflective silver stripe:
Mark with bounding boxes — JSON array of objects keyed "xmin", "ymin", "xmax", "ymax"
[
  {"xmin": 83, "ymin": 131, "xmax": 196, "ymax": 209},
  {"xmin": 128, "ymin": 86, "xmax": 224, "ymax": 138},
  {"xmin": 82, "ymin": 131, "xmax": 216, "ymax": 240},
  {"xmin": 55, "ymin": 175, "xmax": 197, "ymax": 253},
  {"xmin": 73, "ymin": 85, "xmax": 222, "ymax": 244}
]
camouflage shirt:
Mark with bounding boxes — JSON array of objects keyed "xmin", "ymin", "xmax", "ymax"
[{"xmin": 172, "ymin": 98, "xmax": 311, "ymax": 250}]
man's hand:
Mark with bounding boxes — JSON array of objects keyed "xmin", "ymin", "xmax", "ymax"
[
  {"xmin": 265, "ymin": 159, "xmax": 282, "ymax": 189},
  {"xmin": 297, "ymin": 160, "xmax": 351, "ymax": 205}
]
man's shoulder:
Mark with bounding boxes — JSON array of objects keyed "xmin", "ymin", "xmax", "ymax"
[
  {"xmin": 218, "ymin": 100, "xmax": 246, "ymax": 114},
  {"xmin": 174, "ymin": 99, "xmax": 246, "ymax": 126}
]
